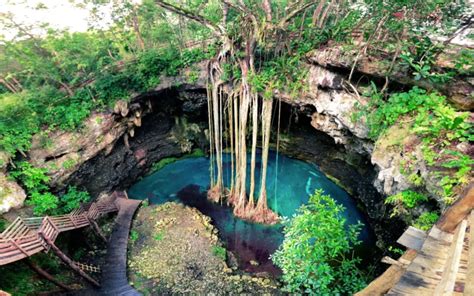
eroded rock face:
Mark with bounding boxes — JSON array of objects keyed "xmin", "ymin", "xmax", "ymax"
[
  {"xmin": 280, "ymin": 65, "xmax": 373, "ymax": 156},
  {"xmin": 28, "ymin": 112, "xmax": 130, "ymax": 187},
  {"xmin": 0, "ymin": 173, "xmax": 26, "ymax": 214},
  {"xmin": 307, "ymin": 44, "xmax": 474, "ymax": 111},
  {"xmin": 65, "ymin": 90, "xmax": 209, "ymax": 196}
]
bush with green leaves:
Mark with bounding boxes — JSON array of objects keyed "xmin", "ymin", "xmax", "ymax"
[
  {"xmin": 10, "ymin": 161, "xmax": 91, "ymax": 215},
  {"xmin": 9, "ymin": 161, "xmax": 50, "ymax": 193},
  {"xmin": 385, "ymin": 190, "xmax": 428, "ymax": 217},
  {"xmin": 359, "ymin": 86, "xmax": 472, "ymax": 203},
  {"xmin": 60, "ymin": 186, "xmax": 91, "ymax": 213},
  {"xmin": 27, "ymin": 192, "xmax": 59, "ymax": 216},
  {"xmin": 413, "ymin": 212, "xmax": 439, "ymax": 231},
  {"xmin": 211, "ymin": 245, "xmax": 226, "ymax": 261},
  {"xmin": 272, "ymin": 189, "xmax": 366, "ymax": 294}
]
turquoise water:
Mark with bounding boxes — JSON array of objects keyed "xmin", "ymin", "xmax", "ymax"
[{"xmin": 128, "ymin": 151, "xmax": 373, "ymax": 275}]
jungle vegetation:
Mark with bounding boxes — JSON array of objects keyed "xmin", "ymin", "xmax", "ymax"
[{"xmin": 0, "ymin": 0, "xmax": 472, "ymax": 294}]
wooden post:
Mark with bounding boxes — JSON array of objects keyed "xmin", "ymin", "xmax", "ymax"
[
  {"xmin": 89, "ymin": 218, "xmax": 107, "ymax": 243},
  {"xmin": 39, "ymin": 232, "xmax": 100, "ymax": 288},
  {"xmin": 25, "ymin": 259, "xmax": 73, "ymax": 291},
  {"xmin": 437, "ymin": 184, "xmax": 474, "ymax": 232}
]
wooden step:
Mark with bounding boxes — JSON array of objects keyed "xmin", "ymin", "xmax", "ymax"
[
  {"xmin": 397, "ymin": 226, "xmax": 428, "ymax": 251},
  {"xmin": 463, "ymin": 211, "xmax": 474, "ymax": 295},
  {"xmin": 434, "ymin": 219, "xmax": 468, "ymax": 296}
]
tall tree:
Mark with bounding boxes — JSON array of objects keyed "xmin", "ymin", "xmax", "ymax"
[{"xmin": 154, "ymin": 0, "xmax": 328, "ymax": 224}]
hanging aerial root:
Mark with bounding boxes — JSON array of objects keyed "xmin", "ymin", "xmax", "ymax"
[{"xmin": 207, "ymin": 185, "xmax": 222, "ymax": 203}]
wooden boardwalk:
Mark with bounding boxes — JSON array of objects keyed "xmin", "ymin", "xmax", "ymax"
[
  {"xmin": 97, "ymin": 198, "xmax": 142, "ymax": 296},
  {"xmin": 0, "ymin": 197, "xmax": 119, "ymax": 266},
  {"xmin": 387, "ymin": 210, "xmax": 473, "ymax": 295}
]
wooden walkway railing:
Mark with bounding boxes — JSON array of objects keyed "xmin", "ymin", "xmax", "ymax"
[
  {"xmin": 0, "ymin": 197, "xmax": 119, "ymax": 266},
  {"xmin": 386, "ymin": 210, "xmax": 473, "ymax": 295}
]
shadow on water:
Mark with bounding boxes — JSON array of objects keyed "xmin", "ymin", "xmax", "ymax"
[
  {"xmin": 129, "ymin": 151, "xmax": 376, "ymax": 277},
  {"xmin": 176, "ymin": 184, "xmax": 283, "ymax": 275}
]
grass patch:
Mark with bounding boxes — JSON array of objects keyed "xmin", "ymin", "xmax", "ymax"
[
  {"xmin": 130, "ymin": 230, "xmax": 139, "ymax": 243},
  {"xmin": 153, "ymin": 230, "xmax": 165, "ymax": 241},
  {"xmin": 212, "ymin": 245, "xmax": 226, "ymax": 260}
]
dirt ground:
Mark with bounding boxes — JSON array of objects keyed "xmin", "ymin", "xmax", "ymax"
[{"xmin": 128, "ymin": 202, "xmax": 282, "ymax": 295}]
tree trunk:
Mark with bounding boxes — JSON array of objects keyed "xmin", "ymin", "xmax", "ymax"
[
  {"xmin": 39, "ymin": 233, "xmax": 100, "ymax": 287},
  {"xmin": 25, "ymin": 259, "xmax": 73, "ymax": 291}
]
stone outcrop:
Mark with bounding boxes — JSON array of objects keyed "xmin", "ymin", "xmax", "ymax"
[
  {"xmin": 279, "ymin": 65, "xmax": 373, "ymax": 156},
  {"xmin": 0, "ymin": 173, "xmax": 26, "ymax": 214},
  {"xmin": 307, "ymin": 44, "xmax": 474, "ymax": 110}
]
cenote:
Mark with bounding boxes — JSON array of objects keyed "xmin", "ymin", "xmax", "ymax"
[{"xmin": 128, "ymin": 150, "xmax": 374, "ymax": 276}]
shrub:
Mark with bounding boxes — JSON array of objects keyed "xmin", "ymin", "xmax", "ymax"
[
  {"xmin": 60, "ymin": 186, "xmax": 91, "ymax": 213},
  {"xmin": 413, "ymin": 212, "xmax": 439, "ymax": 231},
  {"xmin": 0, "ymin": 219, "xmax": 6, "ymax": 232},
  {"xmin": 212, "ymin": 245, "xmax": 226, "ymax": 261},
  {"xmin": 27, "ymin": 192, "xmax": 59, "ymax": 216},
  {"xmin": 9, "ymin": 161, "xmax": 50, "ymax": 192},
  {"xmin": 385, "ymin": 190, "xmax": 428, "ymax": 217},
  {"xmin": 272, "ymin": 189, "xmax": 366, "ymax": 294},
  {"xmin": 130, "ymin": 230, "xmax": 139, "ymax": 243}
]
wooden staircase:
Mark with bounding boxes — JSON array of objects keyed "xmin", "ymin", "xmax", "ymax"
[
  {"xmin": 388, "ymin": 210, "xmax": 474, "ymax": 295},
  {"xmin": 0, "ymin": 197, "xmax": 119, "ymax": 266}
]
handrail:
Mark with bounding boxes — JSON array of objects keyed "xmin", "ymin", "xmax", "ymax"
[{"xmin": 0, "ymin": 197, "xmax": 119, "ymax": 266}]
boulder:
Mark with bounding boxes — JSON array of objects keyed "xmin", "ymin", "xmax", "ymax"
[{"xmin": 0, "ymin": 173, "xmax": 26, "ymax": 214}]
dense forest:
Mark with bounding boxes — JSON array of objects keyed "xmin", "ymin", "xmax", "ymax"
[{"xmin": 0, "ymin": 0, "xmax": 473, "ymax": 295}]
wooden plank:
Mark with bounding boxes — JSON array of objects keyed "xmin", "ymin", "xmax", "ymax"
[
  {"xmin": 397, "ymin": 226, "xmax": 428, "ymax": 251},
  {"xmin": 463, "ymin": 211, "xmax": 474, "ymax": 295},
  {"xmin": 434, "ymin": 219, "xmax": 468, "ymax": 296}
]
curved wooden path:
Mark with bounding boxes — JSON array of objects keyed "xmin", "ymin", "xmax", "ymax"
[{"xmin": 95, "ymin": 198, "xmax": 142, "ymax": 296}]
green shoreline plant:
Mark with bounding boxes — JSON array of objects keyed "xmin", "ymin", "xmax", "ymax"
[{"xmin": 272, "ymin": 189, "xmax": 366, "ymax": 294}]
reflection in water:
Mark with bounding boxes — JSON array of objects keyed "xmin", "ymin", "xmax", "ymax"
[{"xmin": 128, "ymin": 151, "xmax": 374, "ymax": 276}]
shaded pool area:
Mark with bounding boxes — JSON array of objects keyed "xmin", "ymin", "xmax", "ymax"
[{"xmin": 128, "ymin": 151, "xmax": 374, "ymax": 276}]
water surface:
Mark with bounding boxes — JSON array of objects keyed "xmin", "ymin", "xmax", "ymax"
[{"xmin": 128, "ymin": 151, "xmax": 373, "ymax": 275}]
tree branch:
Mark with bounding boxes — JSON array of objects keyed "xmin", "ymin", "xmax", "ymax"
[
  {"xmin": 262, "ymin": 0, "xmax": 273, "ymax": 22},
  {"xmin": 222, "ymin": 0, "xmax": 258, "ymax": 28},
  {"xmin": 279, "ymin": 1, "xmax": 318, "ymax": 28},
  {"xmin": 155, "ymin": 0, "xmax": 223, "ymax": 34}
]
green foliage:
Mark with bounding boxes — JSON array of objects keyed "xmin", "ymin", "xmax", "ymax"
[
  {"xmin": 27, "ymin": 191, "xmax": 59, "ymax": 216},
  {"xmin": 400, "ymin": 37, "xmax": 453, "ymax": 84},
  {"xmin": 60, "ymin": 186, "xmax": 91, "ymax": 213},
  {"xmin": 385, "ymin": 190, "xmax": 428, "ymax": 217},
  {"xmin": 130, "ymin": 230, "xmax": 139, "ymax": 243},
  {"xmin": 150, "ymin": 157, "xmax": 179, "ymax": 173},
  {"xmin": 388, "ymin": 246, "xmax": 404, "ymax": 256},
  {"xmin": 153, "ymin": 230, "xmax": 165, "ymax": 241},
  {"xmin": 0, "ymin": 219, "xmax": 6, "ymax": 232},
  {"xmin": 437, "ymin": 151, "xmax": 474, "ymax": 202},
  {"xmin": 211, "ymin": 245, "xmax": 226, "ymax": 261},
  {"xmin": 413, "ymin": 212, "xmax": 439, "ymax": 231},
  {"xmin": 363, "ymin": 86, "xmax": 445, "ymax": 140},
  {"xmin": 10, "ymin": 162, "xmax": 91, "ymax": 215},
  {"xmin": 10, "ymin": 161, "xmax": 58, "ymax": 216},
  {"xmin": 10, "ymin": 161, "xmax": 50, "ymax": 192},
  {"xmin": 359, "ymin": 85, "xmax": 472, "ymax": 203},
  {"xmin": 0, "ymin": 253, "xmax": 69, "ymax": 295},
  {"xmin": 272, "ymin": 189, "xmax": 366, "ymax": 294}
]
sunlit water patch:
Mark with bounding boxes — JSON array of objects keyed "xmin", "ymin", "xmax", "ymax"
[{"xmin": 128, "ymin": 151, "xmax": 374, "ymax": 276}]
